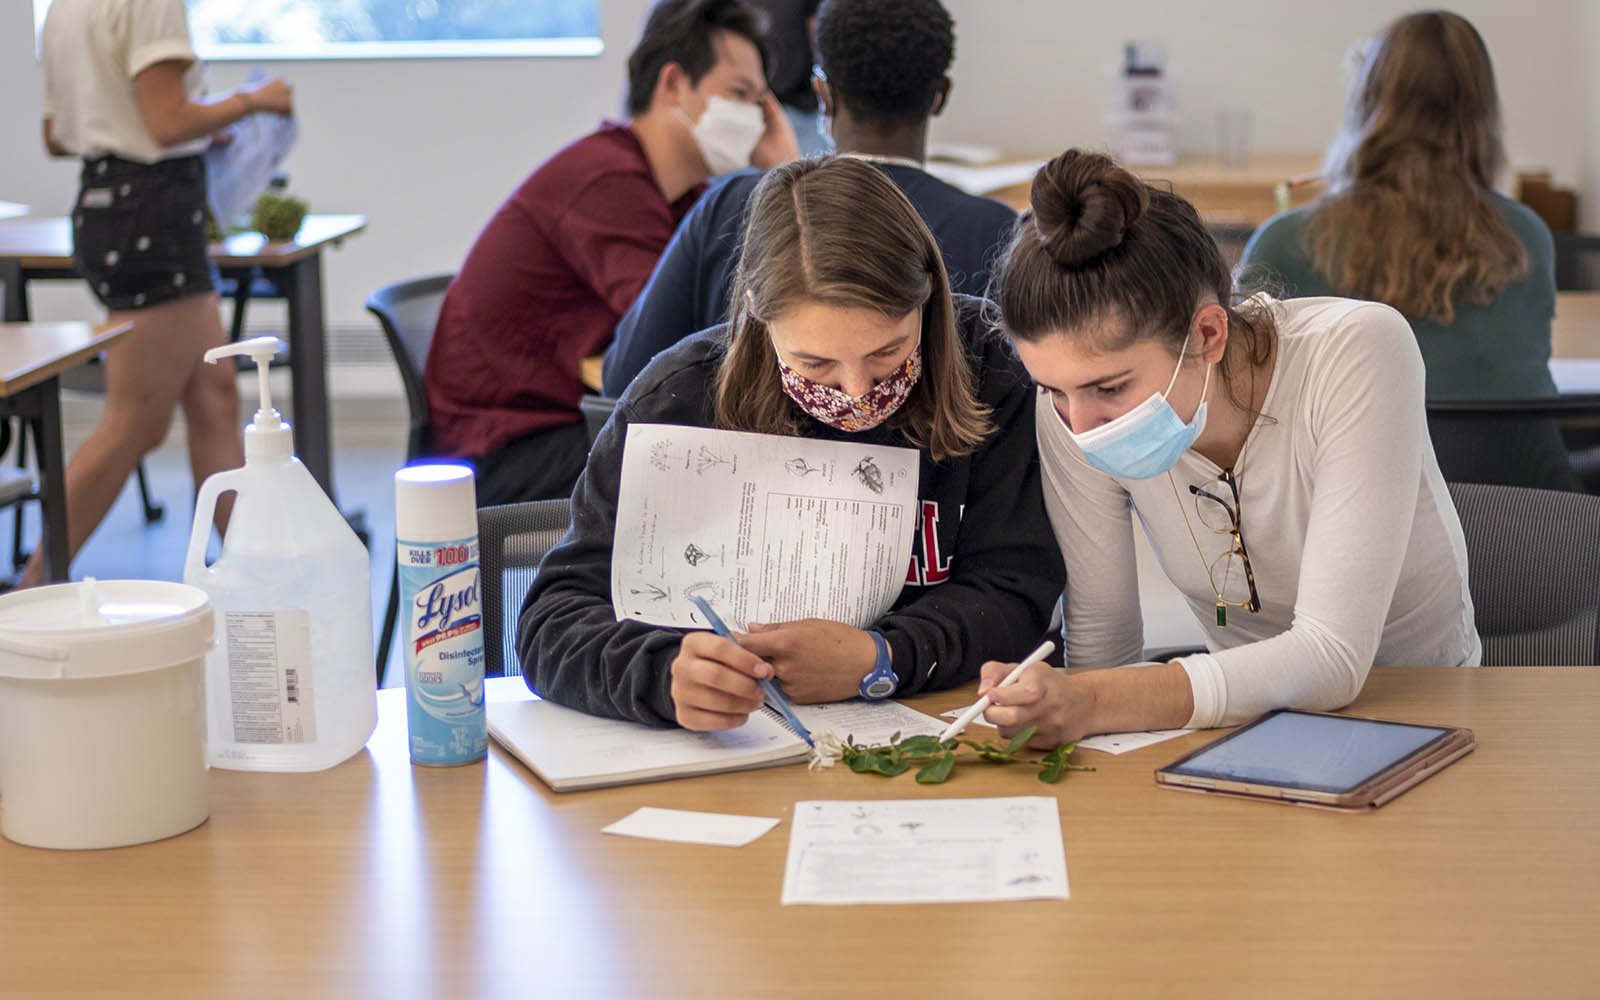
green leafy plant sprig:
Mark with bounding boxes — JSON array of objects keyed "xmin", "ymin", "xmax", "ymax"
[{"xmin": 835, "ymin": 727, "xmax": 1093, "ymax": 784}]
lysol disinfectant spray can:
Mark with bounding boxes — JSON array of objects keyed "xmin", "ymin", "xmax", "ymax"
[{"xmin": 394, "ymin": 464, "xmax": 487, "ymax": 766}]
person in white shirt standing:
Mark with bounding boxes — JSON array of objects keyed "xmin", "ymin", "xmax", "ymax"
[
  {"xmin": 28, "ymin": 0, "xmax": 293, "ymax": 587},
  {"xmin": 976, "ymin": 148, "xmax": 1480, "ymax": 744}
]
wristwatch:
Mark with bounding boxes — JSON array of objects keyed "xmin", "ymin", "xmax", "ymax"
[{"xmin": 858, "ymin": 631, "xmax": 898, "ymax": 700}]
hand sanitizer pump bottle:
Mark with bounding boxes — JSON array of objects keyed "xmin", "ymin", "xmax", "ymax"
[{"xmin": 183, "ymin": 337, "xmax": 376, "ymax": 771}]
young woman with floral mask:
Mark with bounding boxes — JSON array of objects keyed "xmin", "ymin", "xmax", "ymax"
[
  {"xmin": 977, "ymin": 149, "xmax": 1480, "ymax": 746},
  {"xmin": 520, "ymin": 156, "xmax": 1064, "ymax": 730}
]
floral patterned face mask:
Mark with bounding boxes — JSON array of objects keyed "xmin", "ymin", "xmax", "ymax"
[{"xmin": 777, "ymin": 344, "xmax": 922, "ymax": 432}]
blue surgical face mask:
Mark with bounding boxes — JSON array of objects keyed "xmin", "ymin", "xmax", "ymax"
[{"xmin": 1061, "ymin": 347, "xmax": 1213, "ymax": 480}]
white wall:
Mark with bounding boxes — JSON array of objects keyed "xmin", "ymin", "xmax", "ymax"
[
  {"xmin": 1581, "ymin": 0, "xmax": 1600, "ymax": 219},
  {"xmin": 2, "ymin": 0, "xmax": 1594, "ymax": 331}
]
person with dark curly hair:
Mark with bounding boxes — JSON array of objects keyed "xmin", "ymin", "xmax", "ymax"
[
  {"xmin": 976, "ymin": 149, "xmax": 1479, "ymax": 746},
  {"xmin": 603, "ymin": 0, "xmax": 1015, "ymax": 397}
]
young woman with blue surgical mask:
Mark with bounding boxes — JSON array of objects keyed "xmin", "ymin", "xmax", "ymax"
[{"xmin": 976, "ymin": 149, "xmax": 1480, "ymax": 746}]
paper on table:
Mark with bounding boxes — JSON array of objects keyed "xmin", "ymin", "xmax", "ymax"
[
  {"xmin": 937, "ymin": 702, "xmax": 1190, "ymax": 755},
  {"xmin": 925, "ymin": 141, "xmax": 1002, "ymax": 165},
  {"xmin": 204, "ymin": 70, "xmax": 300, "ymax": 227},
  {"xmin": 781, "ymin": 796, "xmax": 1068, "ymax": 905},
  {"xmin": 791, "ymin": 699, "xmax": 947, "ymax": 747},
  {"xmin": 613, "ymin": 424, "xmax": 919, "ymax": 630},
  {"xmin": 922, "ymin": 159, "xmax": 1046, "ymax": 196},
  {"xmin": 603, "ymin": 807, "xmax": 779, "ymax": 847},
  {"xmin": 1075, "ymin": 729, "xmax": 1191, "ymax": 755}
]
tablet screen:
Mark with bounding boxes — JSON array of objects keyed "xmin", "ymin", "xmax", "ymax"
[{"xmin": 1164, "ymin": 711, "xmax": 1451, "ymax": 794}]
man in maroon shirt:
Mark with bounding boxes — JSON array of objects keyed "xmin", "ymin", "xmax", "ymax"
[{"xmin": 426, "ymin": 0, "xmax": 799, "ymax": 503}]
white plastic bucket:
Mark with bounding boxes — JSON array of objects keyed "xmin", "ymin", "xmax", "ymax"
[{"xmin": 0, "ymin": 579, "xmax": 214, "ymax": 849}]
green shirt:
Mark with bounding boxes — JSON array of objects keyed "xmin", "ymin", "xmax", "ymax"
[{"xmin": 1239, "ymin": 193, "xmax": 1557, "ymax": 400}]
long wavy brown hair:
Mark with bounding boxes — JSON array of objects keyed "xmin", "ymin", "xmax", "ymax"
[
  {"xmin": 1304, "ymin": 10, "xmax": 1526, "ymax": 324},
  {"xmin": 713, "ymin": 156, "xmax": 991, "ymax": 461}
]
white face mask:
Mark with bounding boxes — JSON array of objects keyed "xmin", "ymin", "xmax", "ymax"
[{"xmin": 678, "ymin": 95, "xmax": 764, "ymax": 175}]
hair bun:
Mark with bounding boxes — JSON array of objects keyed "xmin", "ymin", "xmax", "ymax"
[{"xmin": 1029, "ymin": 149, "xmax": 1150, "ymax": 268}]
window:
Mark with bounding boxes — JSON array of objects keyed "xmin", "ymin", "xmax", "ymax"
[{"xmin": 33, "ymin": 0, "xmax": 603, "ymax": 60}]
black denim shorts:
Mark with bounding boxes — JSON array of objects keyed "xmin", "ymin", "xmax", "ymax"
[{"xmin": 73, "ymin": 154, "xmax": 218, "ymax": 311}]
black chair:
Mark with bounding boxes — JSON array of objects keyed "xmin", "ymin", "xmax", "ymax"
[
  {"xmin": 367, "ymin": 273, "xmax": 454, "ymax": 681},
  {"xmin": 1553, "ymin": 233, "xmax": 1600, "ymax": 292},
  {"xmin": 477, "ymin": 499, "xmax": 572, "ymax": 678},
  {"xmin": 1447, "ymin": 481, "xmax": 1600, "ymax": 665},
  {"xmin": 1425, "ymin": 395, "xmax": 1600, "ymax": 494},
  {"xmin": 579, "ymin": 393, "xmax": 617, "ymax": 446}
]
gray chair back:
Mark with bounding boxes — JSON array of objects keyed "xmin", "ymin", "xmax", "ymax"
[
  {"xmin": 478, "ymin": 499, "xmax": 572, "ymax": 678},
  {"xmin": 365, "ymin": 273, "xmax": 453, "ymax": 459},
  {"xmin": 1448, "ymin": 481, "xmax": 1600, "ymax": 665},
  {"xmin": 369, "ymin": 273, "xmax": 454, "ymax": 682}
]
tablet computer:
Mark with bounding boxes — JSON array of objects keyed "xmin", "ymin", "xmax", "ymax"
[{"xmin": 1155, "ymin": 710, "xmax": 1475, "ymax": 810}]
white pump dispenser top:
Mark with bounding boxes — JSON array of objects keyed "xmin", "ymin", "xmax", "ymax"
[{"xmin": 205, "ymin": 336, "xmax": 291, "ymax": 458}]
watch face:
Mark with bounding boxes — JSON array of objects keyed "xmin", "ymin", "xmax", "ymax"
[{"xmin": 863, "ymin": 676, "xmax": 896, "ymax": 699}]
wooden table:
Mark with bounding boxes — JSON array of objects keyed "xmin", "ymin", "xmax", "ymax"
[
  {"xmin": 1553, "ymin": 290, "xmax": 1600, "ymax": 359},
  {"xmin": 2, "ymin": 667, "xmax": 1594, "ymax": 997},
  {"xmin": 0, "ymin": 321, "xmax": 132, "ymax": 581},
  {"xmin": 0, "ymin": 214, "xmax": 364, "ymax": 501},
  {"xmin": 580, "ymin": 353, "xmax": 603, "ymax": 393},
  {"xmin": 952, "ymin": 152, "xmax": 1323, "ymax": 229}
]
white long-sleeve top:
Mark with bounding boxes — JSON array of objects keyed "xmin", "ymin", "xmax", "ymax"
[{"xmin": 1036, "ymin": 295, "xmax": 1481, "ymax": 729}]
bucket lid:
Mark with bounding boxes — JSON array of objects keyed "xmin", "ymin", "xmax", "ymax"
[{"xmin": 0, "ymin": 578, "xmax": 213, "ymax": 681}]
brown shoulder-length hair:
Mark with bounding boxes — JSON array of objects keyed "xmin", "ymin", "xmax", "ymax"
[
  {"xmin": 1305, "ymin": 10, "xmax": 1527, "ymax": 324},
  {"xmin": 712, "ymin": 156, "xmax": 991, "ymax": 461},
  {"xmin": 992, "ymin": 148, "xmax": 1275, "ymax": 419}
]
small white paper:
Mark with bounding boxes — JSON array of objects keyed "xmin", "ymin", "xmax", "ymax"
[
  {"xmin": 613, "ymin": 424, "xmax": 920, "ymax": 630},
  {"xmin": 602, "ymin": 807, "xmax": 779, "ymax": 847},
  {"xmin": 792, "ymin": 699, "xmax": 947, "ymax": 747},
  {"xmin": 1075, "ymin": 728, "xmax": 1190, "ymax": 755},
  {"xmin": 781, "ymin": 797, "xmax": 1068, "ymax": 906},
  {"xmin": 938, "ymin": 702, "xmax": 1190, "ymax": 755}
]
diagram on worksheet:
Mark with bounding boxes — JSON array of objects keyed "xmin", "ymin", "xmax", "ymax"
[{"xmin": 613, "ymin": 424, "xmax": 919, "ymax": 628}]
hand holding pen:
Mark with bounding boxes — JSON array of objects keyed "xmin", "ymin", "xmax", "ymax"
[
  {"xmin": 688, "ymin": 596, "xmax": 813, "ymax": 745},
  {"xmin": 938, "ymin": 640, "xmax": 1057, "ymax": 742}
]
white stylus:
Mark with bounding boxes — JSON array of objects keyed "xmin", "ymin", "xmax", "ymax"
[{"xmin": 937, "ymin": 640, "xmax": 1057, "ymax": 743}]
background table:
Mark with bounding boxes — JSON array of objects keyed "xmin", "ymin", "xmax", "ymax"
[
  {"xmin": 1, "ymin": 666, "xmax": 1594, "ymax": 997},
  {"xmin": 0, "ymin": 214, "xmax": 364, "ymax": 501},
  {"xmin": 0, "ymin": 320, "xmax": 132, "ymax": 581},
  {"xmin": 1553, "ymin": 290, "xmax": 1600, "ymax": 359},
  {"xmin": 936, "ymin": 152, "xmax": 1323, "ymax": 229}
]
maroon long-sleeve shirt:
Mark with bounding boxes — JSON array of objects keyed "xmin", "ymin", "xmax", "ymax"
[{"xmin": 425, "ymin": 122, "xmax": 703, "ymax": 460}]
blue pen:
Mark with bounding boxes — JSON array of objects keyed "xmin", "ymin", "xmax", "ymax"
[{"xmin": 689, "ymin": 595, "xmax": 814, "ymax": 746}]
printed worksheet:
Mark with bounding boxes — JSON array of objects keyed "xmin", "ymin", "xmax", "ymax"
[
  {"xmin": 792, "ymin": 699, "xmax": 947, "ymax": 748},
  {"xmin": 781, "ymin": 797, "xmax": 1069, "ymax": 906},
  {"xmin": 613, "ymin": 424, "xmax": 919, "ymax": 630}
]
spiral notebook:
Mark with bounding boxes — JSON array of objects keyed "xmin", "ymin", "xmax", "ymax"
[{"xmin": 488, "ymin": 696, "xmax": 946, "ymax": 793}]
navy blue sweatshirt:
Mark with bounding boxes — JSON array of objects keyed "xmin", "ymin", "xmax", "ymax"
[
  {"xmin": 602, "ymin": 163, "xmax": 1018, "ymax": 396},
  {"xmin": 520, "ymin": 296, "xmax": 1065, "ymax": 726}
]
